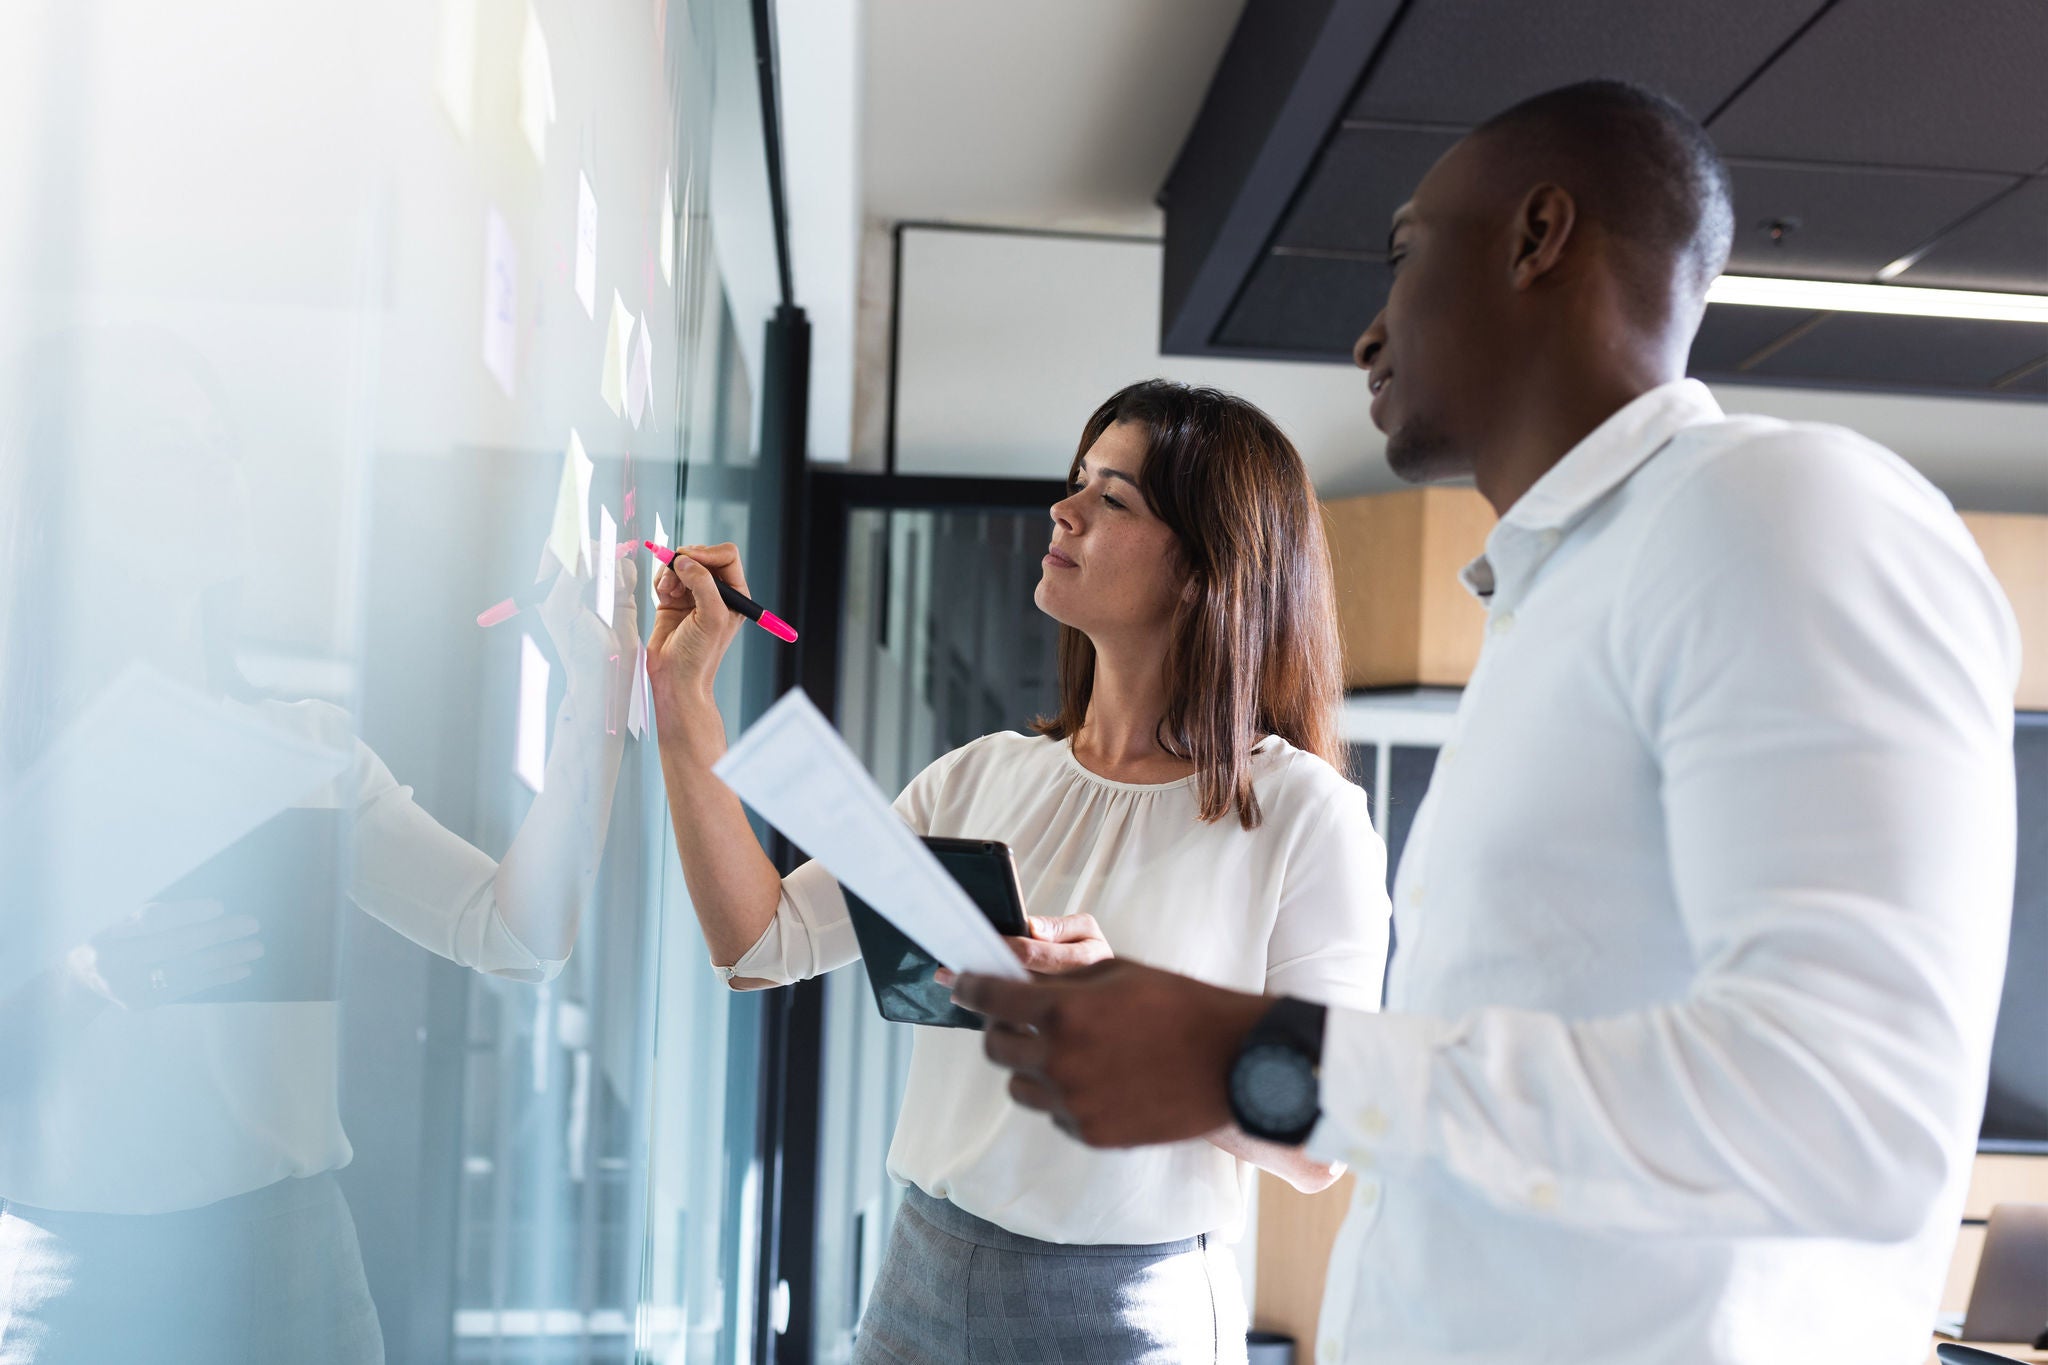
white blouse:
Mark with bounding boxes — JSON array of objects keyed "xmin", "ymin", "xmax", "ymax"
[
  {"xmin": 4, "ymin": 698, "xmax": 568, "ymax": 1215},
  {"xmin": 731, "ymin": 730, "xmax": 1392, "ymax": 1246}
]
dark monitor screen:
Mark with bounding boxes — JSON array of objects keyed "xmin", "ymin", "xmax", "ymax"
[{"xmin": 1982, "ymin": 714, "xmax": 2048, "ymax": 1151}]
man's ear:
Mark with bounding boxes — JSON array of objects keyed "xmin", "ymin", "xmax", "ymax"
[{"xmin": 1508, "ymin": 183, "xmax": 1577, "ymax": 290}]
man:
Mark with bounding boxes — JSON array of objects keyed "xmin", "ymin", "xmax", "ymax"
[{"xmin": 955, "ymin": 80, "xmax": 2021, "ymax": 1364}]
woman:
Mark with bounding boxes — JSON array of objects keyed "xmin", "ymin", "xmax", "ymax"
[{"xmin": 647, "ymin": 380, "xmax": 1391, "ymax": 1364}]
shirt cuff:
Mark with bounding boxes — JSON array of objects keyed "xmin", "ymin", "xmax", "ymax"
[{"xmin": 1303, "ymin": 1008, "xmax": 1445, "ymax": 1172}]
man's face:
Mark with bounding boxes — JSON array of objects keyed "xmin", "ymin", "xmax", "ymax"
[{"xmin": 1352, "ymin": 136, "xmax": 1512, "ymax": 483}]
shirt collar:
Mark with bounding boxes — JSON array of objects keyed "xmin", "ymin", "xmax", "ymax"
[{"xmin": 1461, "ymin": 379, "xmax": 1723, "ymax": 601}]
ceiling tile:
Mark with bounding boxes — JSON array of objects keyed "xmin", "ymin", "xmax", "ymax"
[
  {"xmin": 1898, "ymin": 176, "xmax": 2048, "ymax": 293},
  {"xmin": 1688, "ymin": 303, "xmax": 1828, "ymax": 376},
  {"xmin": 1724, "ymin": 162, "xmax": 2015, "ymax": 280},
  {"xmin": 1709, "ymin": 0, "xmax": 2048, "ymax": 174},
  {"xmin": 1272, "ymin": 126, "xmax": 1462, "ymax": 254},
  {"xmin": 1215, "ymin": 253, "xmax": 1388, "ymax": 355},
  {"xmin": 1347, "ymin": 0, "xmax": 1829, "ymax": 125},
  {"xmin": 1742, "ymin": 312, "xmax": 2048, "ymax": 392}
]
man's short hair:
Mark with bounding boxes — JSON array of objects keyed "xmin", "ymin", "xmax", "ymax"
[{"xmin": 1474, "ymin": 79, "xmax": 1734, "ymax": 307}]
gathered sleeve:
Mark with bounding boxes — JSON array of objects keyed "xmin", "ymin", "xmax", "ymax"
[
  {"xmin": 1263, "ymin": 776, "xmax": 1390, "ymax": 1014},
  {"xmin": 724, "ymin": 748, "xmax": 958, "ymax": 985}
]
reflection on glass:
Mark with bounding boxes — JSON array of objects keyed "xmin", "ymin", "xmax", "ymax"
[{"xmin": 0, "ymin": 1, "xmax": 780, "ymax": 1362}]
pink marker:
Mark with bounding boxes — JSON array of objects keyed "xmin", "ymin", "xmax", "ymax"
[{"xmin": 645, "ymin": 541, "xmax": 798, "ymax": 643}]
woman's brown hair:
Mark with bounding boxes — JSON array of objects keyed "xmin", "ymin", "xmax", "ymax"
[{"xmin": 1032, "ymin": 380, "xmax": 1345, "ymax": 830}]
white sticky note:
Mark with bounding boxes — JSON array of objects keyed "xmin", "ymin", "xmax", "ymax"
[
  {"xmin": 483, "ymin": 208, "xmax": 517, "ymax": 397},
  {"xmin": 626, "ymin": 643, "xmax": 648, "ymax": 738},
  {"xmin": 575, "ymin": 173, "xmax": 598, "ymax": 319},
  {"xmin": 544, "ymin": 430, "xmax": 594, "ymax": 577},
  {"xmin": 595, "ymin": 506, "xmax": 617, "ymax": 625},
  {"xmin": 518, "ymin": 6, "xmax": 555, "ymax": 162},
  {"xmin": 601, "ymin": 292, "xmax": 632, "ymax": 416},
  {"xmin": 714, "ymin": 691, "xmax": 1029, "ymax": 979},
  {"xmin": 659, "ymin": 169, "xmax": 675, "ymax": 286},
  {"xmin": 516, "ymin": 634, "xmax": 549, "ymax": 792},
  {"xmin": 654, "ymin": 512, "xmax": 667, "ymax": 550},
  {"xmin": 437, "ymin": 0, "xmax": 478, "ymax": 140},
  {"xmin": 626, "ymin": 315, "xmax": 652, "ymax": 427}
]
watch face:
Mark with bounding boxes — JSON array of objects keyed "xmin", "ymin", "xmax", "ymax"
[{"xmin": 1233, "ymin": 1041, "xmax": 1318, "ymax": 1135}]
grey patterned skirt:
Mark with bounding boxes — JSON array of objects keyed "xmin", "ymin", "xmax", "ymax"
[{"xmin": 851, "ymin": 1187, "xmax": 1249, "ymax": 1365}]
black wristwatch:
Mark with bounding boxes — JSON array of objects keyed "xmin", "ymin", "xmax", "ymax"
[{"xmin": 1227, "ymin": 996, "xmax": 1327, "ymax": 1145}]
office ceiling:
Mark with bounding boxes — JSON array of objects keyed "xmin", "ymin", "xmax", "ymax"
[
  {"xmin": 861, "ymin": 0, "xmax": 1245, "ymax": 235},
  {"xmin": 1161, "ymin": 0, "xmax": 2048, "ymax": 398}
]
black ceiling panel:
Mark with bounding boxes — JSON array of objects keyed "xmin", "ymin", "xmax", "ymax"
[
  {"xmin": 1687, "ymin": 303, "xmax": 1828, "ymax": 375},
  {"xmin": 1741, "ymin": 313, "xmax": 2048, "ymax": 390},
  {"xmin": 1709, "ymin": 0, "xmax": 2048, "ymax": 174},
  {"xmin": 1345, "ymin": 0, "xmax": 1829, "ymax": 125},
  {"xmin": 1166, "ymin": 0, "xmax": 2048, "ymax": 398},
  {"xmin": 1214, "ymin": 253, "xmax": 1389, "ymax": 356},
  {"xmin": 1898, "ymin": 176, "xmax": 2048, "ymax": 293},
  {"xmin": 1724, "ymin": 161, "xmax": 2015, "ymax": 280},
  {"xmin": 1271, "ymin": 126, "xmax": 1461, "ymax": 254}
]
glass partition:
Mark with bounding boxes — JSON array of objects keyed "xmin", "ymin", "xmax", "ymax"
[
  {"xmin": 808, "ymin": 504, "xmax": 1061, "ymax": 1362},
  {"xmin": 0, "ymin": 2, "xmax": 783, "ymax": 1362}
]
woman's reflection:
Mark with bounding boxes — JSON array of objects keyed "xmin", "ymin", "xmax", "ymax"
[{"xmin": 0, "ymin": 333, "xmax": 636, "ymax": 1364}]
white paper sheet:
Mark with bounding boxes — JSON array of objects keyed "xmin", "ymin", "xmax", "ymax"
[
  {"xmin": 595, "ymin": 506, "xmax": 617, "ymax": 625},
  {"xmin": 626, "ymin": 315, "xmax": 652, "ymax": 428},
  {"xmin": 483, "ymin": 207, "xmax": 518, "ymax": 397},
  {"xmin": 601, "ymin": 292, "xmax": 632, "ymax": 416},
  {"xmin": 516, "ymin": 634, "xmax": 550, "ymax": 792},
  {"xmin": 0, "ymin": 665, "xmax": 352, "ymax": 997},
  {"xmin": 626, "ymin": 643, "xmax": 648, "ymax": 739},
  {"xmin": 659, "ymin": 169, "xmax": 675, "ymax": 286},
  {"xmin": 713, "ymin": 690, "xmax": 1027, "ymax": 979},
  {"xmin": 518, "ymin": 6, "xmax": 554, "ymax": 162},
  {"xmin": 542, "ymin": 429, "xmax": 594, "ymax": 578},
  {"xmin": 575, "ymin": 172, "xmax": 598, "ymax": 319},
  {"xmin": 436, "ymin": 0, "xmax": 478, "ymax": 140}
]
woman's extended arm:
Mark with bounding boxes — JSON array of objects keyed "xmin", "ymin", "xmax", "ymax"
[{"xmin": 645, "ymin": 543, "xmax": 785, "ymax": 988}]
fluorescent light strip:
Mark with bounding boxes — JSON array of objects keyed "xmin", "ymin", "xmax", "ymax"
[{"xmin": 1706, "ymin": 275, "xmax": 2048, "ymax": 325}]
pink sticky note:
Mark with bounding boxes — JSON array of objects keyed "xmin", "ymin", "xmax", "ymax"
[{"xmin": 477, "ymin": 597, "xmax": 520, "ymax": 629}]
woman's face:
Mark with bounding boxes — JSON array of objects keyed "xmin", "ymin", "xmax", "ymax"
[{"xmin": 1033, "ymin": 421, "xmax": 1186, "ymax": 644}]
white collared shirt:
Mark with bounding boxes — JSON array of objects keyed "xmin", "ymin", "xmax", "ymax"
[{"xmin": 1304, "ymin": 380, "xmax": 2021, "ymax": 1365}]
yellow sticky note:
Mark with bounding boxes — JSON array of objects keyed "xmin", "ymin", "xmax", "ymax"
[
  {"xmin": 519, "ymin": 6, "xmax": 555, "ymax": 164},
  {"xmin": 544, "ymin": 429, "xmax": 594, "ymax": 576},
  {"xmin": 601, "ymin": 293, "xmax": 633, "ymax": 417}
]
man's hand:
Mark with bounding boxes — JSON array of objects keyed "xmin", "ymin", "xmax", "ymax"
[{"xmin": 952, "ymin": 959, "xmax": 1271, "ymax": 1148}]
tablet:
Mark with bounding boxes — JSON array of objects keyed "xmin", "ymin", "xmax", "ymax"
[{"xmin": 841, "ymin": 836, "xmax": 1028, "ymax": 1030}]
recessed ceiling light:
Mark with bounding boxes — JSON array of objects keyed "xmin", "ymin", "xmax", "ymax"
[{"xmin": 1706, "ymin": 275, "xmax": 2048, "ymax": 325}]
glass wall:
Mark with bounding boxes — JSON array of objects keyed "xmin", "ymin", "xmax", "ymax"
[
  {"xmin": 808, "ymin": 504, "xmax": 1062, "ymax": 1363},
  {"xmin": 0, "ymin": 2, "xmax": 783, "ymax": 1363}
]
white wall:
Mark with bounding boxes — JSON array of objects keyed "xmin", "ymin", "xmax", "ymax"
[{"xmin": 887, "ymin": 225, "xmax": 2048, "ymax": 512}]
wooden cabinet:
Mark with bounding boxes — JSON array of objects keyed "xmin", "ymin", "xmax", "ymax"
[
  {"xmin": 1961, "ymin": 513, "xmax": 2048, "ymax": 710},
  {"xmin": 1259, "ymin": 1155, "xmax": 2048, "ymax": 1352},
  {"xmin": 1324, "ymin": 492, "xmax": 2047, "ymax": 706},
  {"xmin": 1323, "ymin": 488, "xmax": 1493, "ymax": 690}
]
